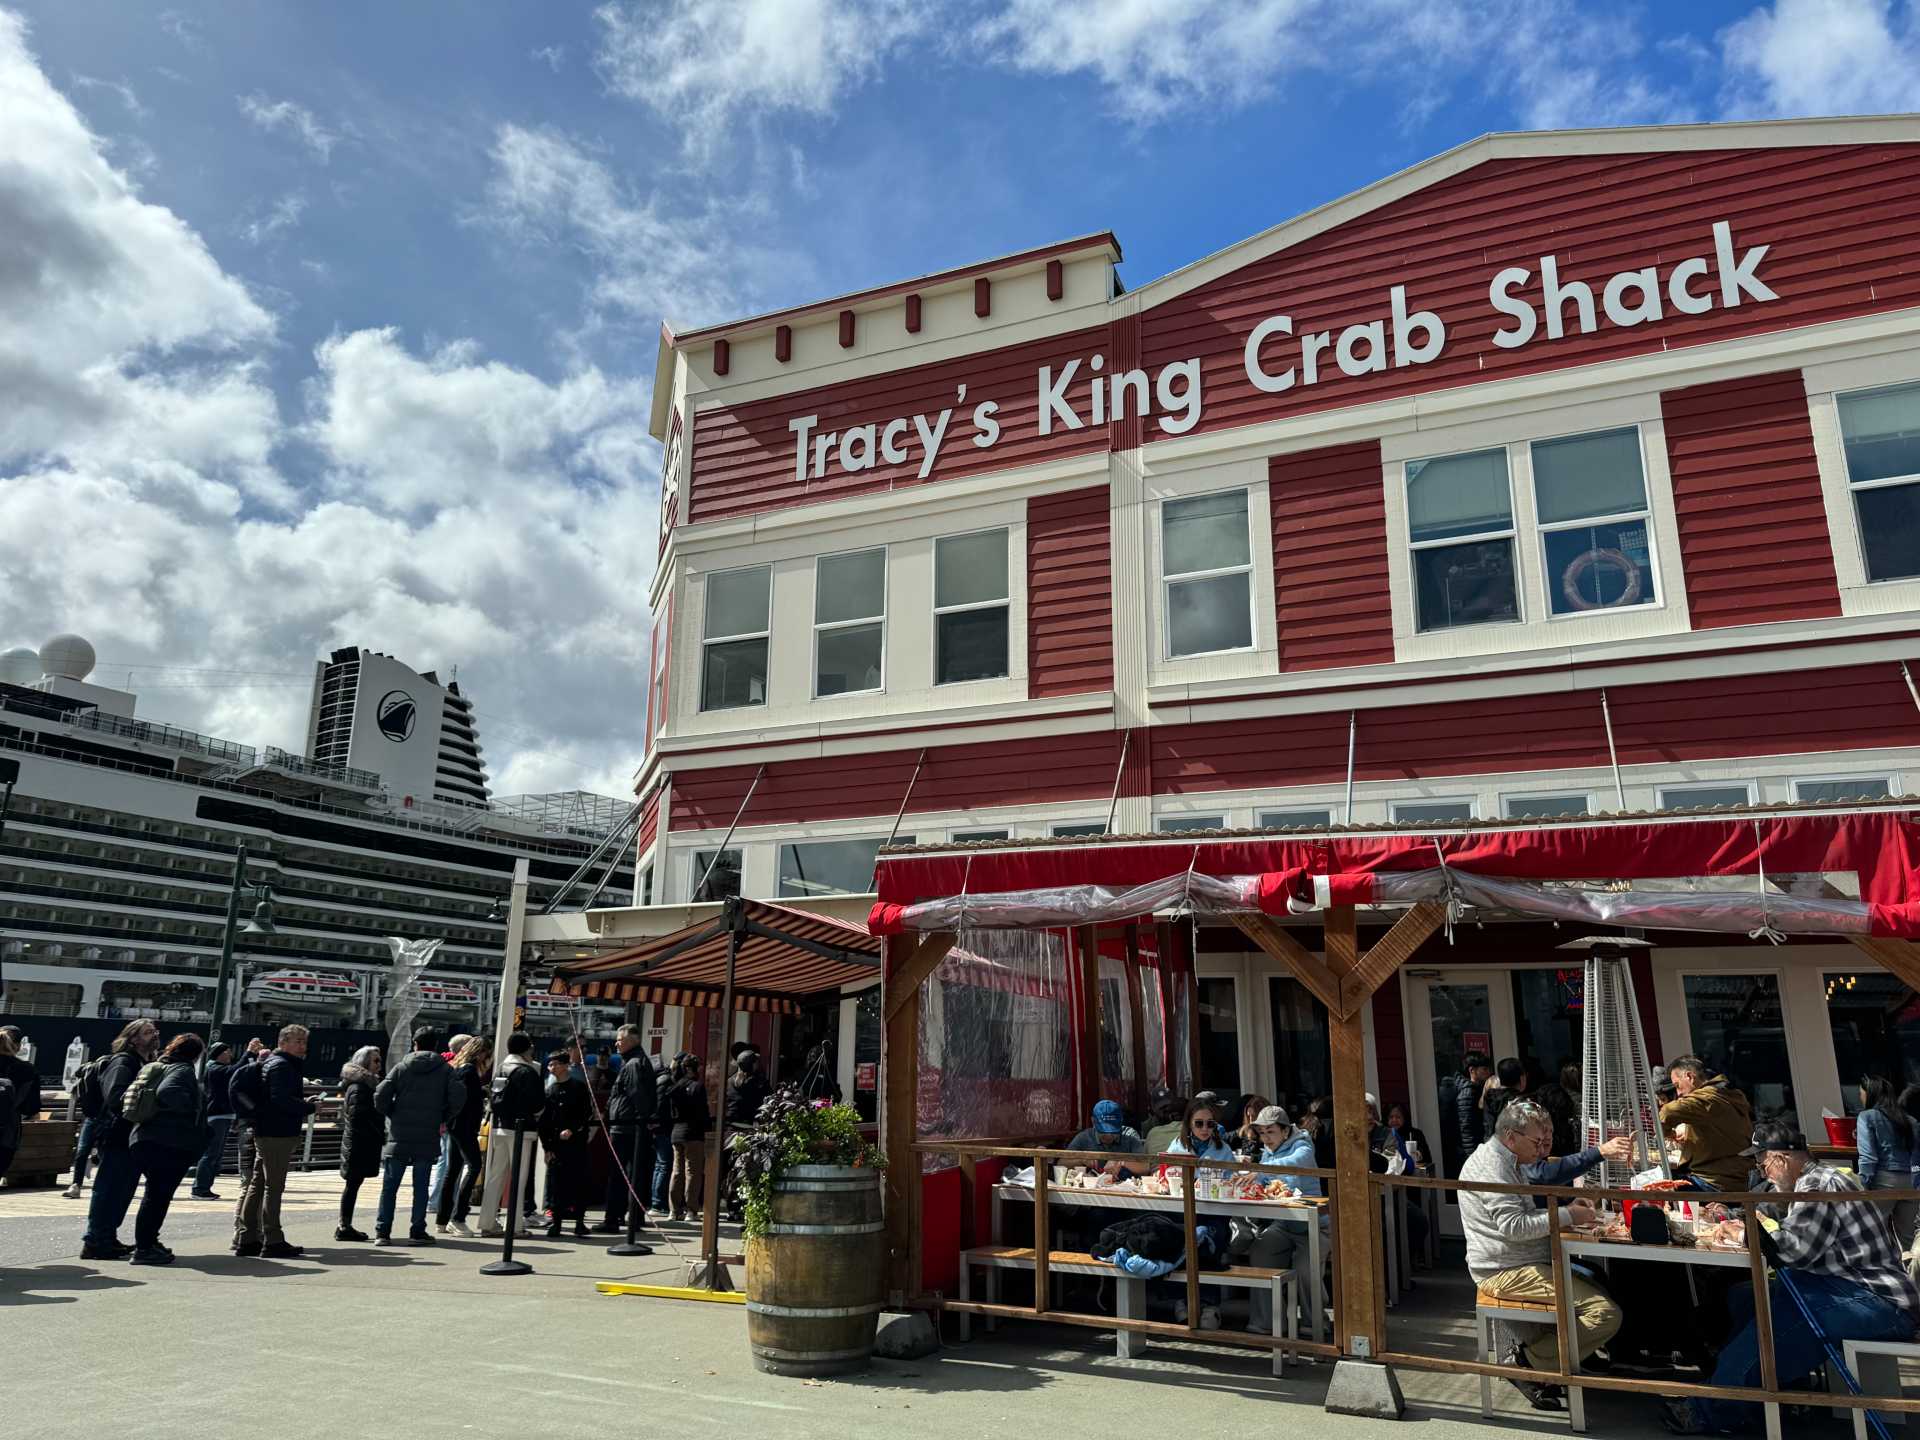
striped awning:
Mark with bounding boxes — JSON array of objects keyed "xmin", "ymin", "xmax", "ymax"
[{"xmin": 548, "ymin": 898, "xmax": 881, "ymax": 1014}]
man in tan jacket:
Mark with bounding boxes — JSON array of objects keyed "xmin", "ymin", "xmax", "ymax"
[{"xmin": 1659, "ymin": 1055, "xmax": 1754, "ymax": 1190}]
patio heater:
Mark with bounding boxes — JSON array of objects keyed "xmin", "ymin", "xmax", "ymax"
[{"xmin": 1560, "ymin": 934, "xmax": 1671, "ymax": 1192}]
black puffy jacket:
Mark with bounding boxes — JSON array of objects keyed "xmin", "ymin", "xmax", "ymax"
[
  {"xmin": 252, "ymin": 1051, "xmax": 314, "ymax": 1139},
  {"xmin": 338, "ymin": 1068, "xmax": 383, "ymax": 1181},
  {"xmin": 606, "ymin": 1053, "xmax": 657, "ymax": 1132}
]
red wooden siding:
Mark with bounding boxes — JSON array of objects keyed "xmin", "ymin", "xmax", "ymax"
[
  {"xmin": 637, "ymin": 786, "xmax": 660, "ymax": 854},
  {"xmin": 1027, "ymin": 486, "xmax": 1114, "ymax": 697},
  {"xmin": 1137, "ymin": 144, "xmax": 1920, "ymax": 441},
  {"xmin": 1269, "ymin": 441, "xmax": 1395, "ymax": 670},
  {"xmin": 689, "ymin": 325, "xmax": 1109, "ymax": 524},
  {"xmin": 1371, "ymin": 982, "xmax": 1409, "ymax": 1113},
  {"xmin": 1660, "ymin": 370, "xmax": 1842, "ymax": 628}
]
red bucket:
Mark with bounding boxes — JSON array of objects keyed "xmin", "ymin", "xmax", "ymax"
[{"xmin": 1825, "ymin": 1115, "xmax": 1858, "ymax": 1147}]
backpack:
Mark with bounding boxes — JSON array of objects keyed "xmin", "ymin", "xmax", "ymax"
[
  {"xmin": 229, "ymin": 1057, "xmax": 267, "ymax": 1118},
  {"xmin": 76, "ymin": 1056, "xmax": 108, "ymax": 1119},
  {"xmin": 119, "ymin": 1061, "xmax": 168, "ymax": 1125}
]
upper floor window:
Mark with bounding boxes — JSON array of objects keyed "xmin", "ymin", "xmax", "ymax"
[
  {"xmin": 1837, "ymin": 383, "xmax": 1920, "ymax": 582},
  {"xmin": 815, "ymin": 548, "xmax": 886, "ymax": 697},
  {"xmin": 1504, "ymin": 793, "xmax": 1592, "ymax": 820},
  {"xmin": 1052, "ymin": 822, "xmax": 1108, "ymax": 837},
  {"xmin": 1659, "ymin": 783, "xmax": 1751, "ymax": 810},
  {"xmin": 691, "ymin": 848, "xmax": 741, "ymax": 901},
  {"xmin": 1162, "ymin": 489, "xmax": 1254, "ymax": 657},
  {"xmin": 1158, "ymin": 815, "xmax": 1224, "ymax": 833},
  {"xmin": 951, "ymin": 828, "xmax": 1009, "ymax": 842},
  {"xmin": 700, "ymin": 566, "xmax": 770, "ymax": 711},
  {"xmin": 778, "ymin": 838, "xmax": 888, "ymax": 898},
  {"xmin": 1795, "ymin": 776, "xmax": 1892, "ymax": 804},
  {"xmin": 1259, "ymin": 808, "xmax": 1333, "ymax": 829},
  {"xmin": 1532, "ymin": 428, "xmax": 1657, "ymax": 616},
  {"xmin": 1393, "ymin": 799, "xmax": 1474, "ymax": 824},
  {"xmin": 1406, "ymin": 449, "xmax": 1518, "ymax": 632},
  {"xmin": 934, "ymin": 529, "xmax": 1009, "ymax": 684}
]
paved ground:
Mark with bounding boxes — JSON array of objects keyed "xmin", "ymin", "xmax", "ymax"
[{"xmin": 0, "ymin": 1172, "xmax": 1856, "ymax": 1439}]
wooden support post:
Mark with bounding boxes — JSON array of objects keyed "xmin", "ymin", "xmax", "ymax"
[
  {"xmin": 1849, "ymin": 935, "xmax": 1920, "ymax": 994},
  {"xmin": 1075, "ymin": 926, "xmax": 1101, "ymax": 1115},
  {"xmin": 1124, "ymin": 927, "xmax": 1150, "ymax": 1114},
  {"xmin": 1324, "ymin": 906, "xmax": 1382, "ymax": 1359},
  {"xmin": 1182, "ymin": 1156, "xmax": 1200, "ymax": 1331},
  {"xmin": 1749, "ymin": 1214, "xmax": 1778, "ymax": 1395},
  {"xmin": 883, "ymin": 932, "xmax": 922, "ymax": 1301},
  {"xmin": 1035, "ymin": 1163, "xmax": 1051, "ymax": 1316}
]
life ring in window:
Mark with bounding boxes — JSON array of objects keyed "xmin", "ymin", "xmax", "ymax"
[{"xmin": 1561, "ymin": 547, "xmax": 1643, "ymax": 610}]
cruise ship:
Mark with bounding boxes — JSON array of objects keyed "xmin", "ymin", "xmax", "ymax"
[{"xmin": 0, "ymin": 636, "xmax": 632, "ymax": 1036}]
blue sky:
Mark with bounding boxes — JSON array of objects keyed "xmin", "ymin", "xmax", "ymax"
[{"xmin": 0, "ymin": 0, "xmax": 1915, "ymax": 796}]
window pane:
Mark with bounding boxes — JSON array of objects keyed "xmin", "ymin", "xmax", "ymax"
[
  {"xmin": 1052, "ymin": 822, "xmax": 1108, "ymax": 837},
  {"xmin": 1825, "ymin": 970, "xmax": 1920, "ymax": 1110},
  {"xmin": 1407, "ymin": 449, "xmax": 1511, "ymax": 542},
  {"xmin": 777, "ymin": 838, "xmax": 883, "ymax": 897},
  {"xmin": 1839, "ymin": 383, "xmax": 1920, "ymax": 485},
  {"xmin": 700, "ymin": 638, "xmax": 767, "ymax": 710},
  {"xmin": 1659, "ymin": 785, "xmax": 1750, "ymax": 810},
  {"xmin": 934, "ymin": 530, "xmax": 1008, "ymax": 608},
  {"xmin": 1168, "ymin": 572, "xmax": 1252, "ymax": 656},
  {"xmin": 817, "ymin": 549, "xmax": 885, "ymax": 625},
  {"xmin": 935, "ymin": 606, "xmax": 1009, "ymax": 683},
  {"xmin": 1197, "ymin": 977, "xmax": 1242, "ymax": 1094},
  {"xmin": 816, "ymin": 621, "xmax": 882, "ymax": 696},
  {"xmin": 1681, "ymin": 973, "xmax": 1796, "ymax": 1122},
  {"xmin": 1393, "ymin": 801, "xmax": 1473, "ymax": 823},
  {"xmin": 1532, "ymin": 429, "xmax": 1648, "ymax": 524},
  {"xmin": 1854, "ymin": 482, "xmax": 1920, "ymax": 582},
  {"xmin": 1505, "ymin": 794, "xmax": 1592, "ymax": 819},
  {"xmin": 1413, "ymin": 537, "xmax": 1518, "ymax": 630},
  {"xmin": 705, "ymin": 566, "xmax": 770, "ymax": 639},
  {"xmin": 951, "ymin": 829, "xmax": 1009, "ymax": 842},
  {"xmin": 1544, "ymin": 520, "xmax": 1657, "ymax": 614},
  {"xmin": 692, "ymin": 849, "xmax": 741, "ymax": 901},
  {"xmin": 1269, "ymin": 975, "xmax": 1331, "ymax": 1115},
  {"xmin": 1797, "ymin": 777, "xmax": 1893, "ymax": 803},
  {"xmin": 1158, "ymin": 816, "xmax": 1224, "ymax": 832},
  {"xmin": 1163, "ymin": 489, "xmax": 1251, "ymax": 576},
  {"xmin": 1259, "ymin": 809, "xmax": 1333, "ymax": 829}
]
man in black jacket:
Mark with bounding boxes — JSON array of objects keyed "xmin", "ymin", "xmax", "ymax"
[
  {"xmin": 1440, "ymin": 1050, "xmax": 1494, "ymax": 1180},
  {"xmin": 0, "ymin": 1026, "xmax": 42, "ymax": 1184},
  {"xmin": 80, "ymin": 1020, "xmax": 159, "ymax": 1260},
  {"xmin": 232, "ymin": 1024, "xmax": 317, "ymax": 1258},
  {"xmin": 596, "ymin": 1025, "xmax": 657, "ymax": 1239},
  {"xmin": 189, "ymin": 1042, "xmax": 236, "ymax": 1200},
  {"xmin": 372, "ymin": 1027, "xmax": 464, "ymax": 1246},
  {"xmin": 540, "ymin": 1052, "xmax": 594, "ymax": 1238},
  {"xmin": 477, "ymin": 1031, "xmax": 546, "ymax": 1237}
]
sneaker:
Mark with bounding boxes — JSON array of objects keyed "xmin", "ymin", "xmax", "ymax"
[
  {"xmin": 1505, "ymin": 1343, "xmax": 1566, "ymax": 1412},
  {"xmin": 1245, "ymin": 1320, "xmax": 1273, "ymax": 1336},
  {"xmin": 130, "ymin": 1246, "xmax": 174, "ymax": 1266},
  {"xmin": 1199, "ymin": 1307, "xmax": 1222, "ymax": 1332},
  {"xmin": 335, "ymin": 1225, "xmax": 369, "ymax": 1242},
  {"xmin": 407, "ymin": 1231, "xmax": 436, "ymax": 1247},
  {"xmin": 261, "ymin": 1241, "xmax": 304, "ymax": 1259},
  {"xmin": 671, "ymin": 1210, "xmax": 687, "ymax": 1223},
  {"xmin": 445, "ymin": 1220, "xmax": 475, "ymax": 1238},
  {"xmin": 373, "ymin": 1233, "xmax": 395, "ymax": 1247},
  {"xmin": 63, "ymin": 1183, "xmax": 83, "ymax": 1200},
  {"xmin": 544, "ymin": 1223, "xmax": 563, "ymax": 1240},
  {"xmin": 573, "ymin": 1222, "xmax": 591, "ymax": 1239},
  {"xmin": 189, "ymin": 1190, "xmax": 221, "ymax": 1201},
  {"xmin": 476, "ymin": 1225, "xmax": 504, "ymax": 1239},
  {"xmin": 592, "ymin": 1221, "xmax": 623, "ymax": 1234},
  {"xmin": 80, "ymin": 1240, "xmax": 131, "ymax": 1261},
  {"xmin": 231, "ymin": 1240, "xmax": 262, "ymax": 1258}
]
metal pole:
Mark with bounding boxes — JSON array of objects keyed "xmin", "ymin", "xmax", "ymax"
[
  {"xmin": 208, "ymin": 842, "xmax": 249, "ymax": 1054},
  {"xmin": 489, "ymin": 859, "xmax": 531, "ymax": 1063},
  {"xmin": 702, "ymin": 899, "xmax": 742, "ymax": 1290},
  {"xmin": 1901, "ymin": 661, "xmax": 1920, "ymax": 719},
  {"xmin": 1105, "ymin": 729, "xmax": 1132, "ymax": 833},
  {"xmin": 0, "ymin": 772, "xmax": 12, "ymax": 999},
  {"xmin": 481, "ymin": 1123, "xmax": 534, "ymax": 1276},
  {"xmin": 1344, "ymin": 711, "xmax": 1357, "ymax": 822},
  {"xmin": 886, "ymin": 749, "xmax": 928, "ymax": 847},
  {"xmin": 1599, "ymin": 689, "xmax": 1626, "ymax": 810},
  {"xmin": 695, "ymin": 766, "xmax": 765, "ymax": 900}
]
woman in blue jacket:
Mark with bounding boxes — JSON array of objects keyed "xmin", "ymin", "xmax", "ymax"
[
  {"xmin": 1164, "ymin": 1097, "xmax": 1237, "ymax": 1330},
  {"xmin": 1857, "ymin": 1075, "xmax": 1918, "ymax": 1248},
  {"xmin": 1243, "ymin": 1105, "xmax": 1323, "ymax": 1336}
]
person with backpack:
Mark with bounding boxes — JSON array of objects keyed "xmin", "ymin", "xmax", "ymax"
[
  {"xmin": 371, "ymin": 1027, "xmax": 465, "ymax": 1247},
  {"xmin": 126, "ymin": 1032, "xmax": 209, "ymax": 1265},
  {"xmin": 0, "ymin": 1028, "xmax": 43, "ymax": 1185},
  {"xmin": 188, "ymin": 1042, "xmax": 237, "ymax": 1200},
  {"xmin": 476, "ymin": 1031, "xmax": 546, "ymax": 1238},
  {"xmin": 80, "ymin": 1020, "xmax": 160, "ymax": 1260},
  {"xmin": 64, "ymin": 1049, "xmax": 107, "ymax": 1199},
  {"xmin": 231, "ymin": 1024, "xmax": 317, "ymax": 1259}
]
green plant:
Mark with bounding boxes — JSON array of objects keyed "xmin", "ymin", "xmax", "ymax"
[{"xmin": 730, "ymin": 1085, "xmax": 885, "ymax": 1241}]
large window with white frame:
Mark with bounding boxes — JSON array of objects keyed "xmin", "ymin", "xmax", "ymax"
[
  {"xmin": 700, "ymin": 565, "xmax": 771, "ymax": 711},
  {"xmin": 1658, "ymin": 783, "xmax": 1752, "ymax": 810},
  {"xmin": 1259, "ymin": 807, "xmax": 1334, "ymax": 829},
  {"xmin": 814, "ymin": 547, "xmax": 886, "ymax": 697},
  {"xmin": 933, "ymin": 529, "xmax": 1009, "ymax": 684},
  {"xmin": 1836, "ymin": 382, "xmax": 1920, "ymax": 582},
  {"xmin": 1406, "ymin": 448, "xmax": 1519, "ymax": 632},
  {"xmin": 1531, "ymin": 427, "xmax": 1659, "ymax": 616},
  {"xmin": 1794, "ymin": 776, "xmax": 1893, "ymax": 804},
  {"xmin": 1504, "ymin": 793, "xmax": 1592, "ymax": 820},
  {"xmin": 1161, "ymin": 488, "xmax": 1254, "ymax": 657},
  {"xmin": 1393, "ymin": 799, "xmax": 1474, "ymax": 824},
  {"xmin": 1159, "ymin": 814, "xmax": 1225, "ymax": 833}
]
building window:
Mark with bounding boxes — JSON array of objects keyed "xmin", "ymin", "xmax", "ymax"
[
  {"xmin": 1158, "ymin": 815, "xmax": 1224, "ymax": 833},
  {"xmin": 1051, "ymin": 822, "xmax": 1108, "ymax": 837},
  {"xmin": 691, "ymin": 849, "xmax": 741, "ymax": 902},
  {"xmin": 933, "ymin": 529, "xmax": 1009, "ymax": 684},
  {"xmin": 639, "ymin": 863, "xmax": 654, "ymax": 907},
  {"xmin": 1407, "ymin": 448, "xmax": 1519, "ymax": 631},
  {"xmin": 951, "ymin": 829, "xmax": 1009, "ymax": 842},
  {"xmin": 1393, "ymin": 800, "xmax": 1474, "ymax": 824},
  {"xmin": 1838, "ymin": 382, "xmax": 1920, "ymax": 582},
  {"xmin": 777, "ymin": 838, "xmax": 887, "ymax": 898},
  {"xmin": 1162, "ymin": 489, "xmax": 1254, "ymax": 657},
  {"xmin": 1658, "ymin": 784, "xmax": 1751, "ymax": 810},
  {"xmin": 1531, "ymin": 428, "xmax": 1657, "ymax": 616},
  {"xmin": 1258, "ymin": 808, "xmax": 1333, "ymax": 830},
  {"xmin": 814, "ymin": 547, "xmax": 886, "ymax": 697},
  {"xmin": 1196, "ymin": 976, "xmax": 1242, "ymax": 1094},
  {"xmin": 1824, "ymin": 969, "xmax": 1920, "ymax": 1109},
  {"xmin": 700, "ymin": 566, "xmax": 771, "ymax": 711},
  {"xmin": 1681, "ymin": 972, "xmax": 1796, "ymax": 1122},
  {"xmin": 1795, "ymin": 776, "xmax": 1893, "ymax": 804},
  {"xmin": 1504, "ymin": 794, "xmax": 1593, "ymax": 820}
]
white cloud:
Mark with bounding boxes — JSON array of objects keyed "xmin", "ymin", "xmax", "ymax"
[
  {"xmin": 531, "ymin": 43, "xmax": 566, "ymax": 71},
  {"xmin": 1720, "ymin": 0, "xmax": 1920, "ymax": 116},
  {"xmin": 70, "ymin": 72, "xmax": 146, "ymax": 119},
  {"xmin": 239, "ymin": 190, "xmax": 307, "ymax": 245},
  {"xmin": 239, "ymin": 92, "xmax": 338, "ymax": 161}
]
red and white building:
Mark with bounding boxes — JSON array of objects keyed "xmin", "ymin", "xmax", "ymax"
[{"xmin": 633, "ymin": 116, "xmax": 1920, "ymax": 1168}]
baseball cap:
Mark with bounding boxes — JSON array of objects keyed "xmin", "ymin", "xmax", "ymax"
[
  {"xmin": 1741, "ymin": 1120, "xmax": 1808, "ymax": 1157},
  {"xmin": 1254, "ymin": 1105, "xmax": 1291, "ymax": 1128},
  {"xmin": 1092, "ymin": 1099, "xmax": 1127, "ymax": 1132}
]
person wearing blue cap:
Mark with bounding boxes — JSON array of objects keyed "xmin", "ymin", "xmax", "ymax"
[{"xmin": 1067, "ymin": 1099, "xmax": 1147, "ymax": 1176}]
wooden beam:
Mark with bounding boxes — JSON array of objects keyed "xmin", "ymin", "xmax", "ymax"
[
  {"xmin": 1850, "ymin": 935, "xmax": 1920, "ymax": 993},
  {"xmin": 1231, "ymin": 913, "xmax": 1349, "ymax": 1018},
  {"xmin": 1124, "ymin": 926, "xmax": 1150, "ymax": 1114},
  {"xmin": 1323, "ymin": 905, "xmax": 1383, "ymax": 1360},
  {"xmin": 1346, "ymin": 902, "xmax": 1447, "ymax": 1008},
  {"xmin": 883, "ymin": 933, "xmax": 956, "ymax": 1022},
  {"xmin": 882, "ymin": 933, "xmax": 921, "ymax": 1301},
  {"xmin": 1075, "ymin": 926, "xmax": 1102, "ymax": 1117}
]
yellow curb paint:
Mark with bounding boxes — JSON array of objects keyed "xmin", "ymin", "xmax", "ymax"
[{"xmin": 596, "ymin": 1282, "xmax": 746, "ymax": 1304}]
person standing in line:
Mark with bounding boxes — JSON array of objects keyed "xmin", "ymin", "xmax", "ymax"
[
  {"xmin": 651, "ymin": 1051, "xmax": 678, "ymax": 1215},
  {"xmin": 476, "ymin": 1031, "xmax": 546, "ymax": 1238},
  {"xmin": 425, "ymin": 1032, "xmax": 472, "ymax": 1216},
  {"xmin": 436, "ymin": 1036, "xmax": 491, "ymax": 1237},
  {"xmin": 126, "ymin": 1032, "xmax": 209, "ymax": 1265},
  {"xmin": 232, "ymin": 1024, "xmax": 317, "ymax": 1260},
  {"xmin": 334, "ymin": 1045, "xmax": 383, "ymax": 1241},
  {"xmin": 232, "ymin": 1036, "xmax": 268, "ymax": 1183},
  {"xmin": 0, "ymin": 1028, "xmax": 43, "ymax": 1184},
  {"xmin": 540, "ymin": 1051, "xmax": 593, "ymax": 1239},
  {"xmin": 188, "ymin": 1042, "xmax": 237, "ymax": 1200},
  {"xmin": 80, "ymin": 1020, "xmax": 160, "ymax": 1260},
  {"xmin": 64, "ymin": 1048, "xmax": 107, "ymax": 1199},
  {"xmin": 667, "ymin": 1054, "xmax": 711, "ymax": 1224},
  {"xmin": 597, "ymin": 1025, "xmax": 657, "ymax": 1236},
  {"xmin": 372, "ymin": 1027, "xmax": 464, "ymax": 1247}
]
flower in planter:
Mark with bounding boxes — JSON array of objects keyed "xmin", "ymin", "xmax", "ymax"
[{"xmin": 730, "ymin": 1083, "xmax": 885, "ymax": 1240}]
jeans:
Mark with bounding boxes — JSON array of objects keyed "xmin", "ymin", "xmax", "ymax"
[
  {"xmin": 435, "ymin": 1131, "xmax": 482, "ymax": 1227},
  {"xmin": 427, "ymin": 1131, "xmax": 452, "ymax": 1210},
  {"xmin": 69, "ymin": 1114, "xmax": 101, "ymax": 1187},
  {"xmin": 1692, "ymin": 1273, "xmax": 1915, "ymax": 1434},
  {"xmin": 131, "ymin": 1142, "xmax": 194, "ymax": 1250},
  {"xmin": 233, "ymin": 1134, "xmax": 297, "ymax": 1248},
  {"xmin": 651, "ymin": 1131, "xmax": 673, "ymax": 1212},
  {"xmin": 193, "ymin": 1117, "xmax": 233, "ymax": 1194},
  {"xmin": 83, "ymin": 1143, "xmax": 140, "ymax": 1248},
  {"xmin": 376, "ymin": 1154, "xmax": 434, "ymax": 1237}
]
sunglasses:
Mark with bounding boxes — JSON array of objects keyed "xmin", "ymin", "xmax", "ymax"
[{"xmin": 1191, "ymin": 1118, "xmax": 1216, "ymax": 1129}]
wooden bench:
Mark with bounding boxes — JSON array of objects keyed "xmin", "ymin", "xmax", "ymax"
[
  {"xmin": 1475, "ymin": 1287, "xmax": 1582, "ymax": 1431},
  {"xmin": 3, "ymin": 1118, "xmax": 78, "ymax": 1189},
  {"xmin": 958, "ymin": 1245, "xmax": 1297, "ymax": 1375}
]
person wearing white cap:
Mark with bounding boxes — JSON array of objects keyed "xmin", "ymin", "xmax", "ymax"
[{"xmin": 1245, "ymin": 1105, "xmax": 1324, "ymax": 1336}]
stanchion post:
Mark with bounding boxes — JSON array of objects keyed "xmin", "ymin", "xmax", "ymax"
[
  {"xmin": 610, "ymin": 1125, "xmax": 654, "ymax": 1257},
  {"xmin": 481, "ymin": 1124, "xmax": 533, "ymax": 1277}
]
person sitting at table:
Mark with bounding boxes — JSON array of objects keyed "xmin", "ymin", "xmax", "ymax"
[
  {"xmin": 1384, "ymin": 1101, "xmax": 1429, "ymax": 1174},
  {"xmin": 1659, "ymin": 1055, "xmax": 1753, "ymax": 1191},
  {"xmin": 1164, "ymin": 1097, "xmax": 1237, "ymax": 1330},
  {"xmin": 1227, "ymin": 1093, "xmax": 1271, "ymax": 1156},
  {"xmin": 1522, "ymin": 1130, "xmax": 1637, "ymax": 1205},
  {"xmin": 1857, "ymin": 1075, "xmax": 1918, "ymax": 1251},
  {"xmin": 1461, "ymin": 1098, "xmax": 1620, "ymax": 1412},
  {"xmin": 1064, "ymin": 1099, "xmax": 1148, "ymax": 1177},
  {"xmin": 1661, "ymin": 1122, "xmax": 1920, "ymax": 1436},
  {"xmin": 1242, "ymin": 1104, "xmax": 1325, "ymax": 1337},
  {"xmin": 1141, "ymin": 1090, "xmax": 1184, "ymax": 1157}
]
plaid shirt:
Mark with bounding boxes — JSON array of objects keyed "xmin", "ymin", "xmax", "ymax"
[{"xmin": 1771, "ymin": 1163, "xmax": 1920, "ymax": 1322}]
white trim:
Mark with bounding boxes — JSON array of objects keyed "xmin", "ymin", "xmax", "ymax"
[
  {"xmin": 1651, "ymin": 948, "xmax": 1831, "ymax": 1135},
  {"xmin": 1143, "ymin": 458, "xmax": 1278, "ymax": 687},
  {"xmin": 1160, "ymin": 485, "xmax": 1258, "ymax": 661},
  {"xmin": 1791, "ymin": 773, "xmax": 1896, "ymax": 803},
  {"xmin": 1809, "ymin": 368, "xmax": 1920, "ymax": 614},
  {"xmin": 813, "ymin": 546, "xmax": 888, "ymax": 700}
]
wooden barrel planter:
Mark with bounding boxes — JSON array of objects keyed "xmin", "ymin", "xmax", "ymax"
[
  {"xmin": 4, "ymin": 1118, "xmax": 78, "ymax": 1188},
  {"xmin": 745, "ymin": 1163, "xmax": 885, "ymax": 1377}
]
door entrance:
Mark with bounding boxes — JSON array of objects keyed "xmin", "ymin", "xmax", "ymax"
[{"xmin": 1407, "ymin": 968, "xmax": 1517, "ymax": 1236}]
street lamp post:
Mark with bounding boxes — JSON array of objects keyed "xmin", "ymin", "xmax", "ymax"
[
  {"xmin": 208, "ymin": 841, "xmax": 275, "ymax": 1051},
  {"xmin": 0, "ymin": 756, "xmax": 15, "ymax": 1001}
]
